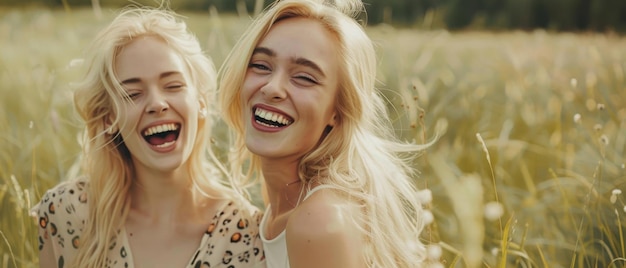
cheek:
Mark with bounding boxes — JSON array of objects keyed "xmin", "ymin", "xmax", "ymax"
[
  {"xmin": 239, "ymin": 79, "xmax": 253, "ymax": 103},
  {"xmin": 316, "ymin": 97, "xmax": 337, "ymax": 121},
  {"xmin": 182, "ymin": 96, "xmax": 198, "ymax": 112},
  {"xmin": 241, "ymin": 73, "xmax": 260, "ymax": 102},
  {"xmin": 188, "ymin": 96, "xmax": 205, "ymax": 119},
  {"xmin": 117, "ymin": 106, "xmax": 142, "ymax": 135}
]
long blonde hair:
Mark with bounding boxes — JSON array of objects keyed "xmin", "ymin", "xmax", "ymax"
[
  {"xmin": 72, "ymin": 6, "xmax": 233, "ymax": 267},
  {"xmin": 219, "ymin": 0, "xmax": 429, "ymax": 267}
]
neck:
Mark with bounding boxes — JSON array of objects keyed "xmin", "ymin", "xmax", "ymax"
[
  {"xmin": 130, "ymin": 166, "xmax": 204, "ymax": 222},
  {"xmin": 261, "ymin": 158, "xmax": 305, "ymax": 216}
]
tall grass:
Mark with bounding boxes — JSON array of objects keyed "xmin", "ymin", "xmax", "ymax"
[
  {"xmin": 369, "ymin": 28, "xmax": 626, "ymax": 267},
  {"xmin": 1, "ymin": 7, "xmax": 624, "ymax": 268}
]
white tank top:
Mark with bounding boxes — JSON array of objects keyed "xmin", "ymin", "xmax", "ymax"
[{"xmin": 259, "ymin": 185, "xmax": 336, "ymax": 268}]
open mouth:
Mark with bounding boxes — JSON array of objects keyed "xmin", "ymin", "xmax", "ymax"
[
  {"xmin": 142, "ymin": 123, "xmax": 181, "ymax": 148},
  {"xmin": 254, "ymin": 107, "xmax": 293, "ymax": 128}
]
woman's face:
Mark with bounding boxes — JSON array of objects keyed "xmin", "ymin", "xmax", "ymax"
[
  {"xmin": 113, "ymin": 36, "xmax": 201, "ymax": 173},
  {"xmin": 240, "ymin": 17, "xmax": 340, "ymax": 162}
]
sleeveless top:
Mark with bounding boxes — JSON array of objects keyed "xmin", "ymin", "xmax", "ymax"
[
  {"xmin": 259, "ymin": 185, "xmax": 336, "ymax": 268},
  {"xmin": 31, "ymin": 179, "xmax": 265, "ymax": 267}
]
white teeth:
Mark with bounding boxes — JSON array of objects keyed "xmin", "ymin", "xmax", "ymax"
[
  {"xmin": 254, "ymin": 108, "xmax": 291, "ymax": 125},
  {"xmin": 155, "ymin": 140, "xmax": 176, "ymax": 148},
  {"xmin": 143, "ymin": 123, "xmax": 179, "ymax": 136},
  {"xmin": 257, "ymin": 121, "xmax": 275, "ymax": 128}
]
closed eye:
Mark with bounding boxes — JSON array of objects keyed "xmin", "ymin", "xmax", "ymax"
[
  {"xmin": 293, "ymin": 74, "xmax": 319, "ymax": 86},
  {"xmin": 249, "ymin": 63, "xmax": 271, "ymax": 72},
  {"xmin": 165, "ymin": 84, "xmax": 185, "ymax": 90},
  {"xmin": 124, "ymin": 91, "xmax": 141, "ymax": 100}
]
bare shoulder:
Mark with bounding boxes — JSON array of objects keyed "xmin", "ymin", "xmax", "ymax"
[
  {"xmin": 287, "ymin": 188, "xmax": 356, "ymax": 234},
  {"xmin": 285, "ymin": 188, "xmax": 365, "ymax": 268}
]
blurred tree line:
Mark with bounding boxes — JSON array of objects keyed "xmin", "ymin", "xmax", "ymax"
[{"xmin": 2, "ymin": 0, "xmax": 625, "ymax": 32}]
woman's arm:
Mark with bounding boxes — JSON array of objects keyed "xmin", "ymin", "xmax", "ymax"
[
  {"xmin": 32, "ymin": 181, "xmax": 87, "ymax": 268},
  {"xmin": 39, "ymin": 232, "xmax": 57, "ymax": 268},
  {"xmin": 32, "ymin": 199, "xmax": 58, "ymax": 268}
]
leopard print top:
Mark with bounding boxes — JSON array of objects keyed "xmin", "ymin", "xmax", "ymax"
[{"xmin": 32, "ymin": 180, "xmax": 265, "ymax": 268}]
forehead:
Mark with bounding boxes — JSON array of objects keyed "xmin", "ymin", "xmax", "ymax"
[
  {"xmin": 258, "ymin": 17, "xmax": 340, "ymax": 69},
  {"xmin": 114, "ymin": 36, "xmax": 188, "ymax": 81}
]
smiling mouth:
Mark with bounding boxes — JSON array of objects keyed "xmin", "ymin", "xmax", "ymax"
[
  {"xmin": 254, "ymin": 107, "xmax": 293, "ymax": 128},
  {"xmin": 142, "ymin": 123, "xmax": 180, "ymax": 148}
]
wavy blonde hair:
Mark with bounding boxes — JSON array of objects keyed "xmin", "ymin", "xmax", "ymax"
[
  {"xmin": 219, "ymin": 0, "xmax": 430, "ymax": 267},
  {"xmin": 71, "ymin": 6, "xmax": 235, "ymax": 267}
]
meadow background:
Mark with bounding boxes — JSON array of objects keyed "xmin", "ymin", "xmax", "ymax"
[{"xmin": 1, "ymin": 4, "xmax": 626, "ymax": 268}]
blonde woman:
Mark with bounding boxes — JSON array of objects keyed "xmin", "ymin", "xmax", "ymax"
[
  {"xmin": 32, "ymin": 7, "xmax": 264, "ymax": 268},
  {"xmin": 219, "ymin": 0, "xmax": 431, "ymax": 267}
]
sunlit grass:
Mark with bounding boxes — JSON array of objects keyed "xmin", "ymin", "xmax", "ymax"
[
  {"xmin": 369, "ymin": 24, "xmax": 626, "ymax": 267},
  {"xmin": 1, "ymin": 6, "xmax": 625, "ymax": 268}
]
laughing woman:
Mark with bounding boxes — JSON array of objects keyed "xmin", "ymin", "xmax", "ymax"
[
  {"xmin": 31, "ymin": 7, "xmax": 264, "ymax": 268},
  {"xmin": 219, "ymin": 0, "xmax": 432, "ymax": 267}
]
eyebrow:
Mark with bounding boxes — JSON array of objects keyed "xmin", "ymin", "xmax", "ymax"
[
  {"xmin": 252, "ymin": 46, "xmax": 326, "ymax": 78},
  {"xmin": 252, "ymin": 47, "xmax": 276, "ymax": 58},
  {"xmin": 120, "ymin": 71, "xmax": 182, "ymax": 85}
]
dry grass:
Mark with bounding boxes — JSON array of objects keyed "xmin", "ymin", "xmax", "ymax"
[{"xmin": 1, "ymin": 7, "xmax": 624, "ymax": 268}]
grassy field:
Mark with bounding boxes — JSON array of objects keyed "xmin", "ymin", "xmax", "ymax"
[{"xmin": 1, "ymin": 6, "xmax": 625, "ymax": 268}]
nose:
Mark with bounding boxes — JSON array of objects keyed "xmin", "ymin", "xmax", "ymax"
[
  {"xmin": 260, "ymin": 73, "xmax": 287, "ymax": 101},
  {"xmin": 145, "ymin": 91, "xmax": 169, "ymax": 114}
]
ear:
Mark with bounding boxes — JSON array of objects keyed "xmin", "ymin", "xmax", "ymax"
[
  {"xmin": 327, "ymin": 111, "xmax": 337, "ymax": 127},
  {"xmin": 104, "ymin": 116, "xmax": 118, "ymax": 135},
  {"xmin": 198, "ymin": 99, "xmax": 207, "ymax": 119}
]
